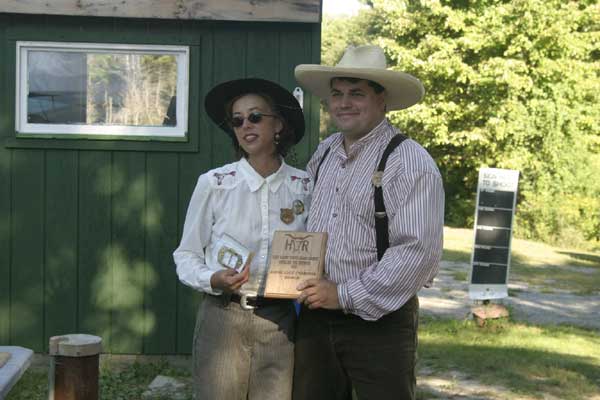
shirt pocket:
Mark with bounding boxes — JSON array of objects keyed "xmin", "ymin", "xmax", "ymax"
[{"xmin": 346, "ymin": 179, "xmax": 375, "ymax": 226}]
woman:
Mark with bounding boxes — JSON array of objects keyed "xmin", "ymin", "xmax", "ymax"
[{"xmin": 173, "ymin": 78, "xmax": 310, "ymax": 400}]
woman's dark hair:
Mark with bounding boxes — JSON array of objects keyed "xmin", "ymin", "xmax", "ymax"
[{"xmin": 225, "ymin": 93, "xmax": 296, "ymax": 159}]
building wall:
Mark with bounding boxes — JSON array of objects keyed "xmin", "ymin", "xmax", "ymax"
[{"xmin": 0, "ymin": 13, "xmax": 320, "ymax": 354}]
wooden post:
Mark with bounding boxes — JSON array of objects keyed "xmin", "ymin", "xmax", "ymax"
[{"xmin": 48, "ymin": 334, "xmax": 102, "ymax": 400}]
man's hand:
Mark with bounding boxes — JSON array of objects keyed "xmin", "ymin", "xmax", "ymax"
[
  {"xmin": 210, "ymin": 266, "xmax": 249, "ymax": 293},
  {"xmin": 296, "ymin": 278, "xmax": 341, "ymax": 310}
]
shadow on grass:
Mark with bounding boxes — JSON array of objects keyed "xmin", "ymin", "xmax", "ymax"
[
  {"xmin": 421, "ymin": 342, "xmax": 600, "ymax": 399},
  {"xmin": 511, "ymin": 249, "xmax": 600, "ymax": 270},
  {"xmin": 420, "ymin": 320, "xmax": 600, "ymax": 400},
  {"xmin": 442, "ymin": 248, "xmax": 471, "ymax": 263},
  {"xmin": 557, "ymin": 251, "xmax": 600, "ymax": 267}
]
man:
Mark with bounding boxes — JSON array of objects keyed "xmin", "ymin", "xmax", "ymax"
[{"xmin": 293, "ymin": 45, "xmax": 444, "ymax": 400}]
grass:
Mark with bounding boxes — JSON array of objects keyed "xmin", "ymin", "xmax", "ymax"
[
  {"xmin": 419, "ymin": 317, "xmax": 600, "ymax": 400},
  {"xmin": 7, "ymin": 358, "xmax": 192, "ymax": 400},
  {"xmin": 5, "ymin": 369, "xmax": 47, "ymax": 400},
  {"xmin": 443, "ymin": 226, "xmax": 600, "ymax": 294},
  {"xmin": 7, "ymin": 227, "xmax": 600, "ymax": 399},
  {"xmin": 99, "ymin": 359, "xmax": 191, "ymax": 400},
  {"xmin": 11, "ymin": 321, "xmax": 600, "ymax": 400},
  {"xmin": 426, "ymin": 227, "xmax": 600, "ymax": 399},
  {"xmin": 450, "ymin": 270, "xmax": 468, "ymax": 282}
]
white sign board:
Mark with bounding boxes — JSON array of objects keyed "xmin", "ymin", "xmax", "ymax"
[{"xmin": 468, "ymin": 168, "xmax": 519, "ymax": 300}]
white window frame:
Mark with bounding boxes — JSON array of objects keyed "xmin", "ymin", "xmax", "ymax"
[{"xmin": 16, "ymin": 41, "xmax": 189, "ymax": 139}]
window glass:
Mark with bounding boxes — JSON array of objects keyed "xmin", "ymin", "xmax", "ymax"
[{"xmin": 17, "ymin": 42, "xmax": 188, "ymax": 139}]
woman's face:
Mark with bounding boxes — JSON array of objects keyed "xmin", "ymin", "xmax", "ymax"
[{"xmin": 231, "ymin": 94, "xmax": 283, "ymax": 159}]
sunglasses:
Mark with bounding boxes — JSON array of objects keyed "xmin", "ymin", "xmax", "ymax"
[{"xmin": 230, "ymin": 111, "xmax": 277, "ymax": 128}]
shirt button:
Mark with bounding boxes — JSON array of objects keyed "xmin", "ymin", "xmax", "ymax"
[
  {"xmin": 332, "ymin": 213, "xmax": 338, "ymax": 218},
  {"xmin": 341, "ymin": 164, "xmax": 346, "ymax": 169},
  {"xmin": 335, "ymin": 187, "xmax": 339, "ymax": 192}
]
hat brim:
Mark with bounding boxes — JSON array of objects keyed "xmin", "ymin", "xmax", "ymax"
[
  {"xmin": 295, "ymin": 65, "xmax": 424, "ymax": 111},
  {"xmin": 204, "ymin": 78, "xmax": 304, "ymax": 144}
]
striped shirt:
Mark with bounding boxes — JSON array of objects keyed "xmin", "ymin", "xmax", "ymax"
[{"xmin": 307, "ymin": 118, "xmax": 444, "ymax": 321}]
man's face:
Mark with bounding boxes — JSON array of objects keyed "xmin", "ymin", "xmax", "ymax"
[{"xmin": 327, "ymin": 78, "xmax": 386, "ymax": 143}]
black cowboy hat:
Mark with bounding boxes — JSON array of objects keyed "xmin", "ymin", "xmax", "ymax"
[{"xmin": 204, "ymin": 78, "xmax": 305, "ymax": 143}]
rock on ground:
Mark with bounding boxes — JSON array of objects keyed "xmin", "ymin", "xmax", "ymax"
[{"xmin": 142, "ymin": 375, "xmax": 189, "ymax": 400}]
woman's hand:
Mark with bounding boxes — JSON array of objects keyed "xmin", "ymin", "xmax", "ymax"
[{"xmin": 210, "ymin": 266, "xmax": 250, "ymax": 293}]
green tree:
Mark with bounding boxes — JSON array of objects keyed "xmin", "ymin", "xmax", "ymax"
[{"xmin": 323, "ymin": 0, "xmax": 600, "ymax": 247}]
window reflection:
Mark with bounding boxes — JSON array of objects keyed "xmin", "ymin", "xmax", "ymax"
[{"xmin": 27, "ymin": 51, "xmax": 178, "ymax": 127}]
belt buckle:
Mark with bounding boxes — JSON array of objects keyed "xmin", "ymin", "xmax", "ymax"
[{"xmin": 239, "ymin": 292, "xmax": 257, "ymax": 311}]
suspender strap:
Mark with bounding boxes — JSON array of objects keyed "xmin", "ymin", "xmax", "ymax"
[
  {"xmin": 313, "ymin": 146, "xmax": 331, "ymax": 186},
  {"xmin": 312, "ymin": 134, "xmax": 408, "ymax": 261},
  {"xmin": 374, "ymin": 134, "xmax": 408, "ymax": 261}
]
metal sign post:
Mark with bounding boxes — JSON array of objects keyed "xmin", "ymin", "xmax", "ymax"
[{"xmin": 468, "ymin": 168, "xmax": 520, "ymax": 301}]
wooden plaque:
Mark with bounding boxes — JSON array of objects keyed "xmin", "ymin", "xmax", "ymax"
[{"xmin": 263, "ymin": 231, "xmax": 327, "ymax": 299}]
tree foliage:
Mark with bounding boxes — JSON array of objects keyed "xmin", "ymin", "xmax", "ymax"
[{"xmin": 322, "ymin": 0, "xmax": 600, "ymax": 247}]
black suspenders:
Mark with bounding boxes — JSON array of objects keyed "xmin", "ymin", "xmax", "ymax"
[
  {"xmin": 313, "ymin": 134, "xmax": 408, "ymax": 261},
  {"xmin": 313, "ymin": 147, "xmax": 331, "ymax": 186},
  {"xmin": 373, "ymin": 134, "xmax": 407, "ymax": 260}
]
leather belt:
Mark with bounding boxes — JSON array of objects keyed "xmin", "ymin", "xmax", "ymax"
[{"xmin": 229, "ymin": 294, "xmax": 290, "ymax": 310}]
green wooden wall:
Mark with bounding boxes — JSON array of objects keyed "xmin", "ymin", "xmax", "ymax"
[{"xmin": 0, "ymin": 13, "xmax": 321, "ymax": 354}]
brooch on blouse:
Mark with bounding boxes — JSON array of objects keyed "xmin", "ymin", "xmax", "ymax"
[
  {"xmin": 371, "ymin": 171, "xmax": 383, "ymax": 188},
  {"xmin": 280, "ymin": 199, "xmax": 305, "ymax": 225}
]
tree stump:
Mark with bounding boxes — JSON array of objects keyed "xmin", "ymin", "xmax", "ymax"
[
  {"xmin": 48, "ymin": 334, "xmax": 102, "ymax": 400},
  {"xmin": 471, "ymin": 303, "xmax": 509, "ymax": 327}
]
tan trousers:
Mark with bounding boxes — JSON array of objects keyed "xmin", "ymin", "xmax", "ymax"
[{"xmin": 192, "ymin": 294, "xmax": 295, "ymax": 400}]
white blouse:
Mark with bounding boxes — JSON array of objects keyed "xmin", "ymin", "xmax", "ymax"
[{"xmin": 173, "ymin": 158, "xmax": 312, "ymax": 296}]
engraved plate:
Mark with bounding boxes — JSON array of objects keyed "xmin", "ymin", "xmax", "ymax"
[{"xmin": 263, "ymin": 231, "xmax": 327, "ymax": 299}]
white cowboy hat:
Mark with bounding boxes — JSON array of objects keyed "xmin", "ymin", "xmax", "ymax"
[{"xmin": 295, "ymin": 45, "xmax": 424, "ymax": 110}]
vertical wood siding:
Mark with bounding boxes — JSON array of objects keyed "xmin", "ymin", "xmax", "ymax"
[
  {"xmin": 0, "ymin": 14, "xmax": 320, "ymax": 354},
  {"xmin": 0, "ymin": 13, "xmax": 11, "ymax": 349}
]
